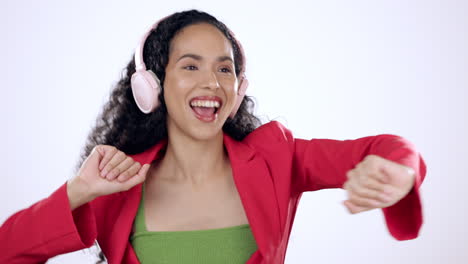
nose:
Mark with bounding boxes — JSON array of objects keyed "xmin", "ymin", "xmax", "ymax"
[{"xmin": 202, "ymin": 71, "xmax": 220, "ymax": 90}]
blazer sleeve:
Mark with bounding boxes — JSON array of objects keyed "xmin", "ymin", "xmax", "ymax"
[
  {"xmin": 273, "ymin": 121, "xmax": 427, "ymax": 241},
  {"xmin": 0, "ymin": 182, "xmax": 98, "ymax": 264}
]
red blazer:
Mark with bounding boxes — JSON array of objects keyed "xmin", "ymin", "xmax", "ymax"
[{"xmin": 0, "ymin": 121, "xmax": 427, "ymax": 264}]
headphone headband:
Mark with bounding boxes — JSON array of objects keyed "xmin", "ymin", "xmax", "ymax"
[{"xmin": 134, "ymin": 17, "xmax": 168, "ymax": 71}]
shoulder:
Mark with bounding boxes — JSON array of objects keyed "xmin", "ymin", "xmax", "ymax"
[
  {"xmin": 245, "ymin": 121, "xmax": 294, "ymax": 143},
  {"xmin": 242, "ymin": 121, "xmax": 295, "ymax": 152}
]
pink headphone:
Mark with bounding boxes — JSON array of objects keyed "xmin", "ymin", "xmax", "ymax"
[{"xmin": 131, "ymin": 18, "xmax": 249, "ymax": 118}]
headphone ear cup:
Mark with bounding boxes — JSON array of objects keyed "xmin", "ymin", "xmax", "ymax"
[
  {"xmin": 229, "ymin": 76, "xmax": 249, "ymax": 118},
  {"xmin": 131, "ymin": 70, "xmax": 162, "ymax": 114}
]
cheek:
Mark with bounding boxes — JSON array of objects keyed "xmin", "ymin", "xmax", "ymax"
[
  {"xmin": 217, "ymin": 74, "xmax": 236, "ymax": 89},
  {"xmin": 163, "ymin": 75, "xmax": 192, "ymax": 103},
  {"xmin": 223, "ymin": 79, "xmax": 238, "ymax": 102}
]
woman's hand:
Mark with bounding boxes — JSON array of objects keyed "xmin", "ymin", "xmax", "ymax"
[
  {"xmin": 67, "ymin": 145, "xmax": 150, "ymax": 210},
  {"xmin": 343, "ymin": 154, "xmax": 415, "ymax": 214}
]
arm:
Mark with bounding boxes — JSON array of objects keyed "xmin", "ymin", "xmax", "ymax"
[
  {"xmin": 292, "ymin": 134, "xmax": 426, "ymax": 194},
  {"xmin": 0, "ymin": 144, "xmax": 150, "ymax": 263},
  {"xmin": 0, "ymin": 182, "xmax": 97, "ymax": 264},
  {"xmin": 274, "ymin": 122, "xmax": 427, "ymax": 240}
]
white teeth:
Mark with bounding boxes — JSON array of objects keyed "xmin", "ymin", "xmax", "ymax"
[{"xmin": 190, "ymin": 100, "xmax": 220, "ymax": 108}]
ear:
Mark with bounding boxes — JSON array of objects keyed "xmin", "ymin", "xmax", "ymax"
[{"xmin": 229, "ymin": 75, "xmax": 249, "ymax": 118}]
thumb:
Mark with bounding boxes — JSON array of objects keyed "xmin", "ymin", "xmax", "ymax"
[
  {"xmin": 84, "ymin": 145, "xmax": 104, "ymax": 166},
  {"xmin": 89, "ymin": 145, "xmax": 105, "ymax": 161},
  {"xmin": 95, "ymin": 145, "xmax": 105, "ymax": 157},
  {"xmin": 122, "ymin": 164, "xmax": 151, "ymax": 190},
  {"xmin": 139, "ymin": 163, "xmax": 151, "ymax": 177}
]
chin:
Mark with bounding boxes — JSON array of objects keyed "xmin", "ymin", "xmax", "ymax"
[
  {"xmin": 167, "ymin": 117, "xmax": 225, "ymax": 142},
  {"xmin": 185, "ymin": 116, "xmax": 226, "ymax": 140}
]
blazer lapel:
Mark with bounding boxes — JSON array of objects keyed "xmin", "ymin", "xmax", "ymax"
[
  {"xmin": 106, "ymin": 140, "xmax": 167, "ymax": 263},
  {"xmin": 223, "ymin": 134, "xmax": 282, "ymax": 260}
]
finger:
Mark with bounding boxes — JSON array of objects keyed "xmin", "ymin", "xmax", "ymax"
[
  {"xmin": 107, "ymin": 157, "xmax": 135, "ymax": 180},
  {"xmin": 351, "ymin": 165, "xmax": 391, "ymax": 196},
  {"xmin": 343, "ymin": 200, "xmax": 372, "ymax": 214},
  {"xmin": 359, "ymin": 175, "xmax": 390, "ymax": 194},
  {"xmin": 117, "ymin": 162, "xmax": 142, "ymax": 182},
  {"xmin": 355, "ymin": 165, "xmax": 388, "ymax": 185},
  {"xmin": 346, "ymin": 169, "xmax": 357, "ymax": 180},
  {"xmin": 372, "ymin": 169, "xmax": 389, "ymax": 184},
  {"xmin": 347, "ymin": 192, "xmax": 386, "ymax": 208},
  {"xmin": 98, "ymin": 146, "xmax": 117, "ymax": 173},
  {"xmin": 101, "ymin": 151, "xmax": 126, "ymax": 178},
  {"xmin": 343, "ymin": 180, "xmax": 350, "ymax": 191},
  {"xmin": 94, "ymin": 145, "xmax": 104, "ymax": 158},
  {"xmin": 121, "ymin": 164, "xmax": 150, "ymax": 191},
  {"xmin": 358, "ymin": 175, "xmax": 394, "ymax": 200},
  {"xmin": 347, "ymin": 179, "xmax": 392, "ymax": 204},
  {"xmin": 360, "ymin": 155, "xmax": 390, "ymax": 184}
]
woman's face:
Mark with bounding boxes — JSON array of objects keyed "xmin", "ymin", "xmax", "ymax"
[{"xmin": 163, "ymin": 23, "xmax": 238, "ymax": 141}]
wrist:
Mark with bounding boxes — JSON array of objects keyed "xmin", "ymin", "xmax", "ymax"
[{"xmin": 67, "ymin": 177, "xmax": 95, "ymax": 211}]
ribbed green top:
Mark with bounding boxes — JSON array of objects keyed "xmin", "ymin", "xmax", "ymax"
[{"xmin": 130, "ymin": 182, "xmax": 258, "ymax": 264}]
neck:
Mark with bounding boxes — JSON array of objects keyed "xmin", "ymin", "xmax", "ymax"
[{"xmin": 159, "ymin": 126, "xmax": 229, "ymax": 186}]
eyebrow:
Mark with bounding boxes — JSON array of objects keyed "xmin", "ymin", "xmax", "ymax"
[{"xmin": 176, "ymin": 53, "xmax": 234, "ymax": 63}]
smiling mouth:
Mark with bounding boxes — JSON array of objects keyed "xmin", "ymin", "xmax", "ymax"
[
  {"xmin": 190, "ymin": 99, "xmax": 221, "ymax": 115},
  {"xmin": 190, "ymin": 98, "xmax": 221, "ymax": 122}
]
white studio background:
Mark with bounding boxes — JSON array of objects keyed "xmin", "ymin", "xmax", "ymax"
[{"xmin": 1, "ymin": 0, "xmax": 466, "ymax": 263}]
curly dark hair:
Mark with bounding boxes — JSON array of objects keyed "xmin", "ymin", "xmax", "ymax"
[
  {"xmin": 75, "ymin": 10, "xmax": 262, "ymax": 174},
  {"xmin": 73, "ymin": 9, "xmax": 262, "ymax": 263}
]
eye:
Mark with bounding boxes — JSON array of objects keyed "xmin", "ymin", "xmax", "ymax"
[
  {"xmin": 183, "ymin": 65, "xmax": 198, "ymax": 71},
  {"xmin": 219, "ymin": 67, "xmax": 232, "ymax": 73}
]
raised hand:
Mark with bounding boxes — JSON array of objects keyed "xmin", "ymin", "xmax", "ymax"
[
  {"xmin": 343, "ymin": 154, "xmax": 415, "ymax": 214},
  {"xmin": 67, "ymin": 145, "xmax": 151, "ymax": 210}
]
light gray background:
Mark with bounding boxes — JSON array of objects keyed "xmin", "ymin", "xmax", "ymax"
[{"xmin": 1, "ymin": 0, "xmax": 466, "ymax": 263}]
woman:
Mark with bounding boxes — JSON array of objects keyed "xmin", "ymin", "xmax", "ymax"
[{"xmin": 0, "ymin": 9, "xmax": 426, "ymax": 264}]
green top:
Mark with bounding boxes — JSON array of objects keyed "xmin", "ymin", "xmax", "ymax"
[{"xmin": 130, "ymin": 182, "xmax": 258, "ymax": 264}]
